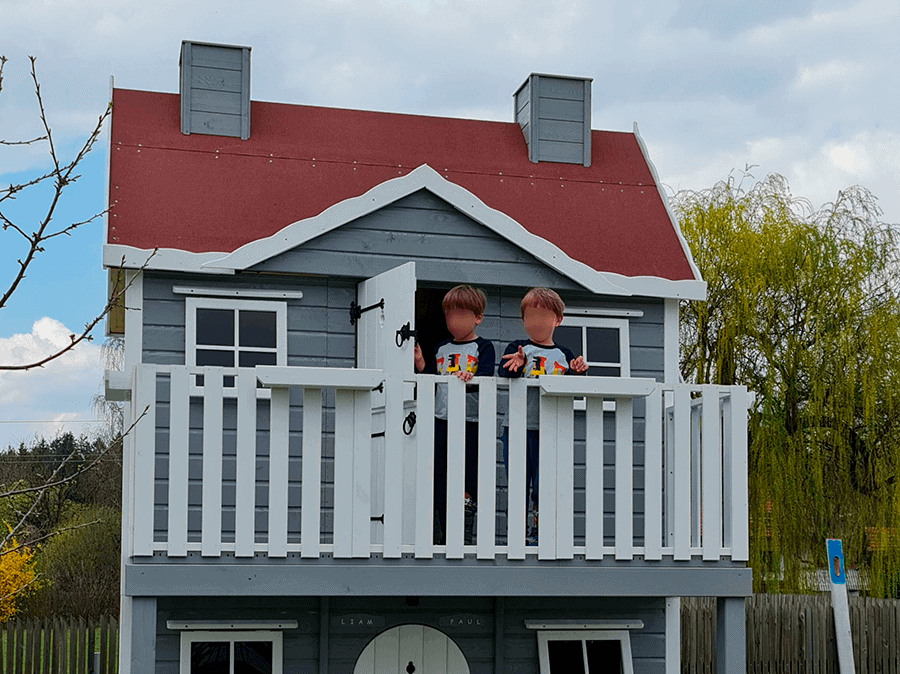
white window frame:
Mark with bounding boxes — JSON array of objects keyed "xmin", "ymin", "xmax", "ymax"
[
  {"xmin": 537, "ymin": 629, "xmax": 634, "ymax": 674},
  {"xmin": 558, "ymin": 315, "xmax": 630, "ymax": 410},
  {"xmin": 185, "ymin": 297, "xmax": 288, "ymax": 397},
  {"xmin": 179, "ymin": 630, "xmax": 283, "ymax": 674}
]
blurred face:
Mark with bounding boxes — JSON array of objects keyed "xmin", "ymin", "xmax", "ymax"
[
  {"xmin": 522, "ymin": 305, "xmax": 562, "ymax": 345},
  {"xmin": 445, "ymin": 308, "xmax": 482, "ymax": 341}
]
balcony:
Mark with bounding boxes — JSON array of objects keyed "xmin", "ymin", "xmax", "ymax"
[{"xmin": 110, "ymin": 365, "xmax": 749, "ymax": 566}]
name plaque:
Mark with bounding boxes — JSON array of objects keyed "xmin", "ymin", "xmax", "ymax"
[
  {"xmin": 331, "ymin": 614, "xmax": 385, "ymax": 631},
  {"xmin": 439, "ymin": 615, "xmax": 488, "ymax": 630}
]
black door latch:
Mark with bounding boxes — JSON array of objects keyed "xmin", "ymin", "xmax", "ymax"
[{"xmin": 395, "ymin": 322, "xmax": 416, "ymax": 347}]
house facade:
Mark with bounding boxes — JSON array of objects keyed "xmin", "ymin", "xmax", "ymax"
[{"xmin": 104, "ymin": 41, "xmax": 751, "ymax": 674}]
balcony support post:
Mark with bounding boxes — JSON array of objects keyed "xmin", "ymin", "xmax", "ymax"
[{"xmin": 716, "ymin": 597, "xmax": 746, "ymax": 674}]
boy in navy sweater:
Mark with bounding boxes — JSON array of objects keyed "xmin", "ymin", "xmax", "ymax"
[
  {"xmin": 415, "ymin": 285, "xmax": 495, "ymax": 545},
  {"xmin": 499, "ymin": 287, "xmax": 587, "ymax": 544}
]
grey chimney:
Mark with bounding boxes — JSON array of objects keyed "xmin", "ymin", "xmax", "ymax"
[
  {"xmin": 179, "ymin": 40, "xmax": 251, "ymax": 140},
  {"xmin": 514, "ymin": 73, "xmax": 592, "ymax": 166}
]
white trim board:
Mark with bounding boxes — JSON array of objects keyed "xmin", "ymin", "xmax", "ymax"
[
  {"xmin": 168, "ymin": 620, "xmax": 297, "ymax": 630},
  {"xmin": 102, "ymin": 163, "xmax": 707, "ymax": 300},
  {"xmin": 632, "ymin": 122, "xmax": 704, "ymax": 285},
  {"xmin": 173, "ymin": 286, "xmax": 304, "ymax": 299},
  {"xmin": 204, "ymin": 164, "xmax": 629, "ymax": 296}
]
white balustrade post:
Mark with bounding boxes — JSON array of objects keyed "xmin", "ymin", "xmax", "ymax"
[
  {"xmin": 673, "ymin": 386, "xmax": 691, "ymax": 560},
  {"xmin": 614, "ymin": 397, "xmax": 634, "ymax": 560},
  {"xmin": 333, "ymin": 388, "xmax": 354, "ymax": 559},
  {"xmin": 415, "ymin": 377, "xmax": 436, "ymax": 559},
  {"xmin": 585, "ymin": 396, "xmax": 605, "ymax": 560},
  {"xmin": 300, "ymin": 387, "xmax": 323, "ymax": 558},
  {"xmin": 476, "ymin": 378, "xmax": 497, "ymax": 560},
  {"xmin": 268, "ymin": 386, "xmax": 290, "ymax": 558},
  {"xmin": 235, "ymin": 370, "xmax": 258, "ymax": 557},
  {"xmin": 538, "ymin": 392, "xmax": 558, "ymax": 561},
  {"xmin": 701, "ymin": 385, "xmax": 722, "ymax": 561},
  {"xmin": 167, "ymin": 367, "xmax": 190, "ymax": 557},
  {"xmin": 506, "ymin": 379, "xmax": 527, "ymax": 560},
  {"xmin": 132, "ymin": 365, "xmax": 157, "ymax": 557},
  {"xmin": 730, "ymin": 387, "xmax": 749, "ymax": 561},
  {"xmin": 644, "ymin": 386, "xmax": 663, "ymax": 561},
  {"xmin": 445, "ymin": 376, "xmax": 466, "ymax": 559},
  {"xmin": 201, "ymin": 371, "xmax": 224, "ymax": 557}
]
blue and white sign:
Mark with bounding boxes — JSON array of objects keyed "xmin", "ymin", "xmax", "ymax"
[
  {"xmin": 827, "ymin": 538, "xmax": 846, "ymax": 585},
  {"xmin": 826, "ymin": 538, "xmax": 855, "ymax": 674}
]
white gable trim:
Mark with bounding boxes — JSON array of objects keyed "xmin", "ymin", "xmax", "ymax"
[
  {"xmin": 632, "ymin": 122, "xmax": 704, "ymax": 284},
  {"xmin": 202, "ymin": 164, "xmax": 630, "ymax": 296},
  {"xmin": 102, "ymin": 163, "xmax": 708, "ymax": 300}
]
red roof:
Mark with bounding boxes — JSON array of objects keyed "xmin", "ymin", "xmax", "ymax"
[{"xmin": 108, "ymin": 89, "xmax": 696, "ymax": 281}]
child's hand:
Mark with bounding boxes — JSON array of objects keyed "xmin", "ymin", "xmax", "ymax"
[
  {"xmin": 414, "ymin": 343, "xmax": 426, "ymax": 372},
  {"xmin": 570, "ymin": 356, "xmax": 588, "ymax": 373},
  {"xmin": 502, "ymin": 346, "xmax": 526, "ymax": 372},
  {"xmin": 453, "ymin": 371, "xmax": 474, "ymax": 382}
]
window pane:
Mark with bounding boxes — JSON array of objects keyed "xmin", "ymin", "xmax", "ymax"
[
  {"xmin": 240, "ymin": 311, "xmax": 277, "ymax": 348},
  {"xmin": 586, "ymin": 639, "xmax": 623, "ymax": 673},
  {"xmin": 196, "ymin": 349, "xmax": 235, "ymax": 367},
  {"xmin": 235, "ymin": 641, "xmax": 273, "ymax": 674},
  {"xmin": 588, "ymin": 366, "xmax": 620, "ymax": 377},
  {"xmin": 239, "ymin": 351, "xmax": 278, "ymax": 368},
  {"xmin": 197, "ymin": 309, "xmax": 235, "ymax": 346},
  {"xmin": 191, "ymin": 641, "xmax": 230, "ymax": 673},
  {"xmin": 554, "ymin": 326, "xmax": 582, "ymax": 359},
  {"xmin": 548, "ymin": 640, "xmax": 585, "ymax": 674},
  {"xmin": 587, "ymin": 327, "xmax": 619, "ymax": 363}
]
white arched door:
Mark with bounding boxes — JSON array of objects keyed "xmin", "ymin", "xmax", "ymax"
[{"xmin": 354, "ymin": 625, "xmax": 469, "ymax": 674}]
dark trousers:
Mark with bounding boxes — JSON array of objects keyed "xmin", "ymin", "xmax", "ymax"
[
  {"xmin": 433, "ymin": 417, "xmax": 479, "ymax": 543},
  {"xmin": 501, "ymin": 427, "xmax": 541, "ymax": 512}
]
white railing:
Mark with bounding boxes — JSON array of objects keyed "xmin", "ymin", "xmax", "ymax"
[{"xmin": 118, "ymin": 364, "xmax": 748, "ymax": 563}]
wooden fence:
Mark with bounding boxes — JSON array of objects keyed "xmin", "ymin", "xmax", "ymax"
[
  {"xmin": 1, "ymin": 616, "xmax": 117, "ymax": 674},
  {"xmin": 683, "ymin": 594, "xmax": 900, "ymax": 674}
]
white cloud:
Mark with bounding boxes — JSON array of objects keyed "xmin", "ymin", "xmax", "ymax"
[
  {"xmin": 794, "ymin": 61, "xmax": 862, "ymax": 90},
  {"xmin": 0, "ymin": 318, "xmax": 104, "ymax": 449}
]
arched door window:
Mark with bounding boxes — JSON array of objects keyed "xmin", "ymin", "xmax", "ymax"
[{"xmin": 353, "ymin": 624, "xmax": 469, "ymax": 674}]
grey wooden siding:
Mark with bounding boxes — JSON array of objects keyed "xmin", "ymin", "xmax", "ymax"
[
  {"xmin": 139, "ymin": 195, "xmax": 664, "ymax": 553},
  {"xmin": 154, "ymin": 596, "xmax": 665, "ymax": 674},
  {"xmin": 514, "ymin": 74, "xmax": 592, "ymax": 166},
  {"xmin": 143, "ymin": 273, "xmax": 357, "ymax": 546},
  {"xmin": 249, "ymin": 190, "xmax": 586, "ymax": 291},
  {"xmin": 179, "ymin": 41, "xmax": 250, "ymax": 139},
  {"xmin": 155, "ymin": 597, "xmax": 320, "ymax": 674}
]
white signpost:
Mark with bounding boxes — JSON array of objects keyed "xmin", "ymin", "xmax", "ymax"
[{"xmin": 827, "ymin": 539, "xmax": 855, "ymax": 674}]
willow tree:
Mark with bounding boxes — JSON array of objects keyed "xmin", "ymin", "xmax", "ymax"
[{"xmin": 675, "ymin": 172, "xmax": 900, "ymax": 596}]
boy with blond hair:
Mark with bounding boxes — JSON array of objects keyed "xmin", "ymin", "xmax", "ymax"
[
  {"xmin": 499, "ymin": 287, "xmax": 587, "ymax": 544},
  {"xmin": 415, "ymin": 285, "xmax": 495, "ymax": 545}
]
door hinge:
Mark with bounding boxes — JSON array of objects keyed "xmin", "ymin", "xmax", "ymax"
[{"xmin": 349, "ymin": 298, "xmax": 384, "ymax": 325}]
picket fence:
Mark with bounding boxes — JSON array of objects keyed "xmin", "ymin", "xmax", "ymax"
[
  {"xmin": 682, "ymin": 594, "xmax": 900, "ymax": 674},
  {"xmin": 1, "ymin": 616, "xmax": 117, "ymax": 674}
]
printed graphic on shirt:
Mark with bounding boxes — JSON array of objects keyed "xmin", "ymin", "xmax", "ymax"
[
  {"xmin": 511, "ymin": 342, "xmax": 574, "ymax": 378},
  {"xmin": 435, "ymin": 344, "xmax": 485, "ymax": 376},
  {"xmin": 438, "ymin": 353, "xmax": 480, "ymax": 375},
  {"xmin": 429, "ymin": 337, "xmax": 496, "ymax": 421}
]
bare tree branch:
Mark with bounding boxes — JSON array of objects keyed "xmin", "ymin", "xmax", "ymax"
[
  {"xmin": 0, "ymin": 249, "xmax": 155, "ymax": 372},
  {"xmin": 0, "ymin": 519, "xmax": 101, "ymax": 558},
  {"xmin": 0, "ymin": 56, "xmax": 113, "ymax": 317},
  {"xmin": 0, "ymin": 574, "xmax": 41, "ymax": 604}
]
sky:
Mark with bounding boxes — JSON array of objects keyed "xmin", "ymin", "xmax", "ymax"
[{"xmin": 0, "ymin": 0, "xmax": 898, "ymax": 448}]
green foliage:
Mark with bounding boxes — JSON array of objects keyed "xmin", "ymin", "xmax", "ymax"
[
  {"xmin": 676, "ymin": 172, "xmax": 900, "ymax": 596},
  {"xmin": 20, "ymin": 504, "xmax": 121, "ymax": 618}
]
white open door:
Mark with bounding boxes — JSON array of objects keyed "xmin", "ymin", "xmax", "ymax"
[{"xmin": 356, "ymin": 262, "xmax": 416, "ymax": 557}]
